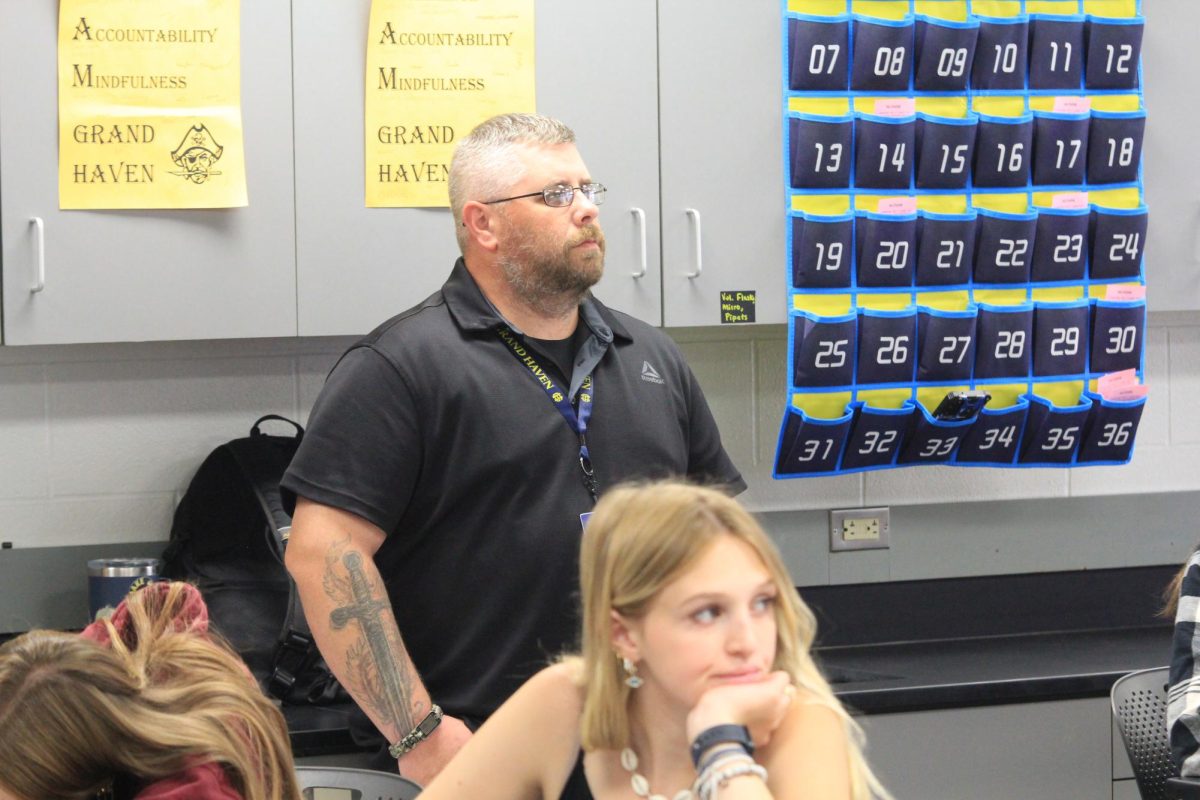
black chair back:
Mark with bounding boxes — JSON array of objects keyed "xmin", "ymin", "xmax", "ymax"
[{"xmin": 1112, "ymin": 666, "xmax": 1177, "ymax": 799}]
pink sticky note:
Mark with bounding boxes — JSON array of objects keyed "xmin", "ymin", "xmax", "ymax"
[
  {"xmin": 1106, "ymin": 284, "xmax": 1147, "ymax": 301},
  {"xmin": 1098, "ymin": 369, "xmax": 1140, "ymax": 395},
  {"xmin": 1051, "ymin": 192, "xmax": 1089, "ymax": 209},
  {"xmin": 1053, "ymin": 96, "xmax": 1092, "ymax": 114},
  {"xmin": 1104, "ymin": 383, "xmax": 1149, "ymax": 402},
  {"xmin": 877, "ymin": 197, "xmax": 918, "ymax": 215},
  {"xmin": 874, "ymin": 98, "xmax": 916, "ymax": 117}
]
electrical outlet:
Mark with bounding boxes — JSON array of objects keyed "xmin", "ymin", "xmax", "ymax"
[{"xmin": 829, "ymin": 507, "xmax": 890, "ymax": 552}]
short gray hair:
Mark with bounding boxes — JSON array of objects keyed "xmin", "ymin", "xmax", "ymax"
[{"xmin": 448, "ymin": 113, "xmax": 576, "ymax": 252}]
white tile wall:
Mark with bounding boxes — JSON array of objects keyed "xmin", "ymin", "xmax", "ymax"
[{"xmin": 0, "ymin": 314, "xmax": 1195, "ymax": 553}]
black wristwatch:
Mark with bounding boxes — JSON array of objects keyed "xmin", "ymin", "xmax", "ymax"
[
  {"xmin": 388, "ymin": 704, "xmax": 443, "ymax": 759},
  {"xmin": 689, "ymin": 724, "xmax": 754, "ymax": 767}
]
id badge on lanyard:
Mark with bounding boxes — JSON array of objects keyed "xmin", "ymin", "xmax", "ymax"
[{"xmin": 496, "ymin": 327, "xmax": 599, "ymax": 504}]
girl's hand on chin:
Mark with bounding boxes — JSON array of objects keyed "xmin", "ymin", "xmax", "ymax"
[{"xmin": 686, "ymin": 670, "xmax": 794, "ymax": 748}]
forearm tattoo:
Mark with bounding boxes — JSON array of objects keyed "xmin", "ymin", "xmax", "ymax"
[{"xmin": 323, "ymin": 537, "xmax": 417, "ymax": 735}]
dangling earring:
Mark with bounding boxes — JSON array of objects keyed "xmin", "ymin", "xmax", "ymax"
[{"xmin": 622, "ymin": 657, "xmax": 643, "ymax": 689}]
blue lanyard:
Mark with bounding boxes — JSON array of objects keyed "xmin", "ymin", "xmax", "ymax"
[{"xmin": 496, "ymin": 327, "xmax": 598, "ymax": 502}]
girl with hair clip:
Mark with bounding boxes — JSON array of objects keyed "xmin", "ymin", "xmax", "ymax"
[
  {"xmin": 421, "ymin": 481, "xmax": 892, "ymax": 800},
  {"xmin": 0, "ymin": 581, "xmax": 301, "ymax": 800}
]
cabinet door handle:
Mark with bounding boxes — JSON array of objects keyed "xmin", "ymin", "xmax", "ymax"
[
  {"xmin": 30, "ymin": 217, "xmax": 45, "ymax": 293},
  {"xmin": 630, "ymin": 208, "xmax": 647, "ymax": 278},
  {"xmin": 685, "ymin": 208, "xmax": 702, "ymax": 279}
]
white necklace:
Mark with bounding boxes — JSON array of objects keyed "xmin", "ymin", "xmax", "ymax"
[{"xmin": 619, "ymin": 747, "xmax": 695, "ymax": 800}]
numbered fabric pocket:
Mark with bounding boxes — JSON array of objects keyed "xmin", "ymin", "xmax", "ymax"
[
  {"xmin": 855, "ymin": 113, "xmax": 916, "ymax": 190},
  {"xmin": 975, "ymin": 302, "xmax": 1034, "ymax": 380},
  {"xmin": 841, "ymin": 401, "xmax": 914, "ymax": 471},
  {"xmin": 1031, "ymin": 206, "xmax": 1089, "ymax": 282},
  {"xmin": 974, "ymin": 113, "xmax": 1034, "ymax": 189},
  {"xmin": 1089, "ymin": 204, "xmax": 1148, "ymax": 281},
  {"xmin": 956, "ymin": 397, "xmax": 1030, "ymax": 466},
  {"xmin": 1089, "ymin": 299, "xmax": 1145, "ymax": 374},
  {"xmin": 788, "ymin": 15, "xmax": 851, "ymax": 91},
  {"xmin": 1088, "ymin": 110, "xmax": 1145, "ymax": 185},
  {"xmin": 973, "ymin": 208, "xmax": 1037, "ymax": 285},
  {"xmin": 774, "ymin": 405, "xmax": 853, "ymax": 476},
  {"xmin": 789, "ymin": 114, "xmax": 854, "ymax": 189},
  {"xmin": 791, "ymin": 213, "xmax": 854, "ymax": 290},
  {"xmin": 898, "ymin": 404, "xmax": 974, "ymax": 465},
  {"xmin": 1028, "ymin": 14, "xmax": 1085, "ymax": 90},
  {"xmin": 1077, "ymin": 391, "xmax": 1145, "ymax": 463},
  {"xmin": 857, "ymin": 307, "xmax": 917, "ymax": 385},
  {"xmin": 916, "ymin": 210, "xmax": 976, "ymax": 287},
  {"xmin": 792, "ymin": 311, "xmax": 857, "ymax": 388},
  {"xmin": 1019, "ymin": 392, "xmax": 1093, "ymax": 464},
  {"xmin": 917, "ymin": 306, "xmax": 977, "ymax": 382},
  {"xmin": 1085, "ymin": 16, "xmax": 1143, "ymax": 90},
  {"xmin": 1032, "ymin": 112, "xmax": 1089, "ymax": 186},
  {"xmin": 856, "ymin": 212, "xmax": 917, "ymax": 288},
  {"xmin": 1032, "ymin": 300, "xmax": 1090, "ymax": 377},
  {"xmin": 972, "ymin": 15, "xmax": 1029, "ymax": 91},
  {"xmin": 915, "ymin": 113, "xmax": 977, "ymax": 190},
  {"xmin": 851, "ymin": 15, "xmax": 914, "ymax": 92},
  {"xmin": 914, "ymin": 15, "xmax": 979, "ymax": 91}
]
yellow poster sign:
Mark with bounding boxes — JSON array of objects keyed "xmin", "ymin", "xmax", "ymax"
[
  {"xmin": 58, "ymin": 0, "xmax": 247, "ymax": 210},
  {"xmin": 365, "ymin": 0, "xmax": 536, "ymax": 208}
]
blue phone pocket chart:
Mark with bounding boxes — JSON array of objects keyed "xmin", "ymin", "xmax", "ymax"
[
  {"xmin": 916, "ymin": 210, "xmax": 976, "ymax": 286},
  {"xmin": 777, "ymin": 0, "xmax": 1147, "ymax": 478}
]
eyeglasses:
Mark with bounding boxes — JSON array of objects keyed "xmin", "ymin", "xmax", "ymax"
[{"xmin": 482, "ymin": 182, "xmax": 606, "ymax": 208}]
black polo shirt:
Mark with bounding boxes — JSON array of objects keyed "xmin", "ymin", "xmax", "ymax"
[{"xmin": 282, "ymin": 258, "xmax": 744, "ymax": 721}]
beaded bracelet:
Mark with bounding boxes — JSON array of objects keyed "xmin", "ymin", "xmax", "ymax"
[
  {"xmin": 696, "ymin": 744, "xmax": 751, "ymax": 775},
  {"xmin": 695, "ymin": 754, "xmax": 768, "ymax": 800}
]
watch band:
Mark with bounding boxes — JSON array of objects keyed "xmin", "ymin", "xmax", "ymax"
[
  {"xmin": 689, "ymin": 724, "xmax": 754, "ymax": 768},
  {"xmin": 388, "ymin": 704, "xmax": 443, "ymax": 759}
]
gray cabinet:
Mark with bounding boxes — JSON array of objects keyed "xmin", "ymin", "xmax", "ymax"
[
  {"xmin": 1141, "ymin": 0, "xmax": 1200, "ymax": 312},
  {"xmin": 0, "ymin": 0, "xmax": 297, "ymax": 345},
  {"xmin": 292, "ymin": 0, "xmax": 661, "ymax": 336},
  {"xmin": 658, "ymin": 0, "xmax": 786, "ymax": 327},
  {"xmin": 861, "ymin": 699, "xmax": 1112, "ymax": 799}
]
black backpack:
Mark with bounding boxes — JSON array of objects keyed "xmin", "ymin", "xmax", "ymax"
[{"xmin": 161, "ymin": 415, "xmax": 345, "ymax": 705}]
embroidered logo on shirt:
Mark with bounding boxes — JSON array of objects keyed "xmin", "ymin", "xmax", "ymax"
[{"xmin": 640, "ymin": 361, "xmax": 664, "ymax": 385}]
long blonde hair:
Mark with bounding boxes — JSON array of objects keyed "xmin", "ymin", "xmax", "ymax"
[
  {"xmin": 572, "ymin": 481, "xmax": 891, "ymax": 800},
  {"xmin": 0, "ymin": 582, "xmax": 300, "ymax": 800}
]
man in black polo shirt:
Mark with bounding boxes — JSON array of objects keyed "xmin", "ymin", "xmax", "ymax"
[{"xmin": 281, "ymin": 113, "xmax": 743, "ymax": 785}]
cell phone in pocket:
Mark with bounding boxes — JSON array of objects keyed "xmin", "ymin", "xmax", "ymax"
[{"xmin": 932, "ymin": 390, "xmax": 991, "ymax": 420}]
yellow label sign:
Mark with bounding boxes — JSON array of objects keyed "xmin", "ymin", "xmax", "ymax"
[
  {"xmin": 58, "ymin": 0, "xmax": 247, "ymax": 209},
  {"xmin": 365, "ymin": 0, "xmax": 536, "ymax": 208}
]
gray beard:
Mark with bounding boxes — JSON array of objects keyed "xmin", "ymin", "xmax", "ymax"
[{"xmin": 498, "ymin": 250, "xmax": 601, "ymax": 319}]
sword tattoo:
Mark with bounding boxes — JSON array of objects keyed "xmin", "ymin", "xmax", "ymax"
[{"xmin": 325, "ymin": 548, "xmax": 415, "ymax": 734}]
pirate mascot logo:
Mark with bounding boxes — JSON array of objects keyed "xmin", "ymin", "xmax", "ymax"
[{"xmin": 170, "ymin": 124, "xmax": 224, "ymax": 184}]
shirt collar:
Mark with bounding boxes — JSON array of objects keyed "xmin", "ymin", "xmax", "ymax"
[{"xmin": 443, "ymin": 257, "xmax": 632, "ymax": 343}]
